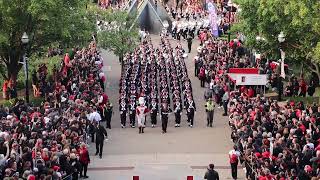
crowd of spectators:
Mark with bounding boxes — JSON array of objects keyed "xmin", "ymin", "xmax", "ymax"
[
  {"xmin": 283, "ymin": 75, "xmax": 317, "ymax": 98},
  {"xmin": 0, "ymin": 41, "xmax": 107, "ymax": 180},
  {"xmin": 98, "ymin": 0, "xmax": 131, "ymax": 10},
  {"xmin": 165, "ymin": 0, "xmax": 238, "ymax": 40},
  {"xmin": 195, "ymin": 32, "xmax": 320, "ymax": 179}
]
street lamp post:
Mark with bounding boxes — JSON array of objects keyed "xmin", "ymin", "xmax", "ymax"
[
  {"xmin": 277, "ymin": 31, "xmax": 285, "ymax": 101},
  {"xmin": 21, "ymin": 32, "xmax": 30, "ymax": 103}
]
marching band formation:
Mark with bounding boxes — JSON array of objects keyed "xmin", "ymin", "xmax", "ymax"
[
  {"xmin": 170, "ymin": 18, "xmax": 211, "ymax": 41},
  {"xmin": 119, "ymin": 35, "xmax": 196, "ymax": 133},
  {"xmin": 165, "ymin": 1, "xmax": 211, "ymax": 40}
]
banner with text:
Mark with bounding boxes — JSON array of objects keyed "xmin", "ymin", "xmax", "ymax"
[{"xmin": 228, "ymin": 73, "xmax": 267, "ymax": 86}]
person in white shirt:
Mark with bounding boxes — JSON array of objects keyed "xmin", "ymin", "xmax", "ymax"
[
  {"xmin": 222, "ymin": 91, "xmax": 229, "ymax": 116},
  {"xmin": 228, "ymin": 148, "xmax": 240, "ymax": 157},
  {"xmin": 89, "ymin": 107, "xmax": 102, "ymax": 123},
  {"xmin": 303, "ymin": 138, "xmax": 314, "ymax": 151},
  {"xmin": 228, "ymin": 145, "xmax": 240, "ymax": 180}
]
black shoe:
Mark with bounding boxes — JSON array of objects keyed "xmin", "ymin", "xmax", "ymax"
[
  {"xmin": 84, "ymin": 176, "xmax": 89, "ymax": 179},
  {"xmin": 139, "ymin": 127, "xmax": 141, "ymax": 134},
  {"xmin": 95, "ymin": 152, "xmax": 98, "ymax": 156},
  {"xmin": 162, "ymin": 131, "xmax": 166, "ymax": 134},
  {"xmin": 99, "ymin": 156, "xmax": 102, "ymax": 159},
  {"xmin": 210, "ymin": 124, "xmax": 213, "ymax": 127},
  {"xmin": 142, "ymin": 128, "xmax": 144, "ymax": 133},
  {"xmin": 223, "ymin": 114, "xmax": 227, "ymax": 116}
]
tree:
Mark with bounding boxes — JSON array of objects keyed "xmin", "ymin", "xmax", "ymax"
[
  {"xmin": 233, "ymin": 0, "xmax": 320, "ymax": 81},
  {"xmin": 92, "ymin": 7, "xmax": 140, "ymax": 63},
  {"xmin": 0, "ymin": 0, "xmax": 95, "ymax": 83}
]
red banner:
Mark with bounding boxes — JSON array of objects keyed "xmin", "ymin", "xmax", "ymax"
[{"xmin": 228, "ymin": 68, "xmax": 259, "ymax": 74}]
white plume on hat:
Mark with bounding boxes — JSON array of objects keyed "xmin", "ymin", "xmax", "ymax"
[
  {"xmin": 61, "ymin": 96, "xmax": 67, "ymax": 103},
  {"xmin": 138, "ymin": 97, "xmax": 145, "ymax": 106}
]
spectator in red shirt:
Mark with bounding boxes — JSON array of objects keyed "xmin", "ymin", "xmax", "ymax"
[
  {"xmin": 299, "ymin": 79, "xmax": 307, "ymax": 97},
  {"xmin": 247, "ymin": 87, "xmax": 254, "ymax": 98},
  {"xmin": 79, "ymin": 143, "xmax": 90, "ymax": 178}
]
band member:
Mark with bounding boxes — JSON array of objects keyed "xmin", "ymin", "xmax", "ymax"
[
  {"xmin": 160, "ymin": 102, "xmax": 171, "ymax": 133},
  {"xmin": 177, "ymin": 27, "xmax": 182, "ymax": 41},
  {"xmin": 185, "ymin": 96, "xmax": 196, "ymax": 127},
  {"xmin": 172, "ymin": 21, "xmax": 177, "ymax": 39},
  {"xmin": 129, "ymin": 98, "xmax": 136, "ymax": 128},
  {"xmin": 187, "ymin": 35, "xmax": 193, "ymax": 53},
  {"xmin": 119, "ymin": 98, "xmax": 127, "ymax": 128},
  {"xmin": 174, "ymin": 98, "xmax": 182, "ymax": 127},
  {"xmin": 150, "ymin": 98, "xmax": 158, "ymax": 127},
  {"xmin": 136, "ymin": 97, "xmax": 150, "ymax": 134}
]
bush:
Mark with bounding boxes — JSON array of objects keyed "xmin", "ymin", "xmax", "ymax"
[
  {"xmin": 284, "ymin": 96, "xmax": 320, "ymax": 105},
  {"xmin": 1, "ymin": 99, "xmax": 15, "ymax": 107},
  {"xmin": 28, "ymin": 55, "xmax": 62, "ymax": 77},
  {"xmin": 29, "ymin": 96, "xmax": 45, "ymax": 107},
  {"xmin": 0, "ymin": 55, "xmax": 62, "ymax": 91},
  {"xmin": 1, "ymin": 96, "xmax": 45, "ymax": 107}
]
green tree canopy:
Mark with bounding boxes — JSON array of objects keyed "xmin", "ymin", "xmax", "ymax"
[
  {"xmin": 233, "ymin": 0, "xmax": 320, "ymax": 79},
  {"xmin": 0, "ymin": 0, "xmax": 95, "ymax": 82},
  {"xmin": 91, "ymin": 7, "xmax": 139, "ymax": 61}
]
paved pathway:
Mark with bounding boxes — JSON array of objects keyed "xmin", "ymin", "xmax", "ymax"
[{"xmin": 87, "ymin": 35, "xmax": 245, "ymax": 179}]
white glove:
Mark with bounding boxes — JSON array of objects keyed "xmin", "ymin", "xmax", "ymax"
[{"xmin": 105, "ymin": 138, "xmax": 109, "ymax": 142}]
